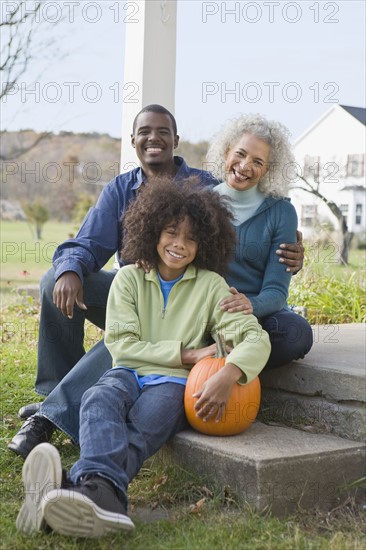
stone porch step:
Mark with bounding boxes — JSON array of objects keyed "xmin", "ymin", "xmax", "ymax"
[
  {"xmin": 161, "ymin": 422, "xmax": 365, "ymax": 516},
  {"xmin": 259, "ymin": 324, "xmax": 366, "ymax": 441},
  {"xmin": 162, "ymin": 324, "xmax": 365, "ymax": 515}
]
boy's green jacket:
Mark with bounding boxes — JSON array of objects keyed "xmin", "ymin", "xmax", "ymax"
[{"xmin": 105, "ymin": 264, "xmax": 271, "ymax": 383}]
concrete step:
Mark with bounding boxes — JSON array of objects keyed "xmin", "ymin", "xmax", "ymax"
[
  {"xmin": 259, "ymin": 324, "xmax": 366, "ymax": 441},
  {"xmin": 164, "ymin": 324, "xmax": 366, "ymax": 515},
  {"xmin": 161, "ymin": 422, "xmax": 365, "ymax": 516}
]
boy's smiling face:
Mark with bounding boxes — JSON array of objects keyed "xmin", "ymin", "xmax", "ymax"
[{"xmin": 157, "ymin": 216, "xmax": 198, "ymax": 281}]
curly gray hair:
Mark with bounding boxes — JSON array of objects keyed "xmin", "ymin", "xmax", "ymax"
[{"xmin": 206, "ymin": 113, "xmax": 295, "ymax": 197}]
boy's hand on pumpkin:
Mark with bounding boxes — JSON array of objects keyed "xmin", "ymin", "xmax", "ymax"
[
  {"xmin": 220, "ymin": 287, "xmax": 253, "ymax": 315},
  {"xmin": 181, "ymin": 344, "xmax": 217, "ymax": 365},
  {"xmin": 193, "ymin": 363, "xmax": 242, "ymax": 422}
]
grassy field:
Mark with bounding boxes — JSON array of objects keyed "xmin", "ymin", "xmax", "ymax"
[
  {"xmin": 302, "ymin": 240, "xmax": 365, "ymax": 278},
  {"xmin": 1, "ymin": 220, "xmax": 75, "ymax": 304},
  {"xmin": 1, "ymin": 220, "xmax": 115, "ymax": 306},
  {"xmin": 1, "ymin": 219, "xmax": 365, "ymax": 308},
  {"xmin": 1, "ymin": 220, "xmax": 365, "ymax": 547},
  {"xmin": 1, "ymin": 304, "xmax": 365, "ymax": 549}
]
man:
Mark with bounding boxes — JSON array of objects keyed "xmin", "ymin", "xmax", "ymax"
[{"xmin": 8, "ymin": 104, "xmax": 303, "ymax": 458}]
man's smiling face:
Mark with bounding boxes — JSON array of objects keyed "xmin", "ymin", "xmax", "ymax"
[{"xmin": 131, "ymin": 111, "xmax": 179, "ymax": 171}]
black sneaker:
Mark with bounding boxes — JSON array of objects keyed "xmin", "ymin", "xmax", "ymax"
[
  {"xmin": 8, "ymin": 414, "xmax": 55, "ymax": 459},
  {"xmin": 18, "ymin": 402, "xmax": 42, "ymax": 419},
  {"xmin": 43, "ymin": 474, "xmax": 135, "ymax": 537},
  {"xmin": 16, "ymin": 443, "xmax": 63, "ymax": 534}
]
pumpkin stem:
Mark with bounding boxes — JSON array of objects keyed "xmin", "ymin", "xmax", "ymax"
[{"xmin": 215, "ymin": 333, "xmax": 227, "ymax": 358}]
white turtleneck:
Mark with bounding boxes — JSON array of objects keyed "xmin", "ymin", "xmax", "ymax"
[{"xmin": 214, "ymin": 181, "xmax": 265, "ymax": 226}]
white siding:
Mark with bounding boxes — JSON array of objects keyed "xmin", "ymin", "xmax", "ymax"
[{"xmin": 289, "ymin": 105, "xmax": 366, "ymax": 236}]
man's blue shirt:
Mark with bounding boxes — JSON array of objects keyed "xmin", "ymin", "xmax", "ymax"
[{"xmin": 52, "ymin": 157, "xmax": 218, "ymax": 282}]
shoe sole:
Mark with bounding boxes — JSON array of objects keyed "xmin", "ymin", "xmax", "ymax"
[
  {"xmin": 43, "ymin": 489, "xmax": 135, "ymax": 538},
  {"xmin": 16, "ymin": 443, "xmax": 62, "ymax": 534}
]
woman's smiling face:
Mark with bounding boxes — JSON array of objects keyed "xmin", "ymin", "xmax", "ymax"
[{"xmin": 225, "ymin": 133, "xmax": 271, "ymax": 191}]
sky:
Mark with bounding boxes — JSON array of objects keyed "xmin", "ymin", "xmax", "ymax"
[{"xmin": 1, "ymin": 0, "xmax": 365, "ymax": 144}]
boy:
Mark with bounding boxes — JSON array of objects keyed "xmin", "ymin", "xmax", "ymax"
[{"xmin": 17, "ymin": 178, "xmax": 270, "ymax": 538}]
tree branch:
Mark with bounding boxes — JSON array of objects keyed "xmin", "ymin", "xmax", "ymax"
[{"xmin": 293, "ymin": 175, "xmax": 346, "ymax": 231}]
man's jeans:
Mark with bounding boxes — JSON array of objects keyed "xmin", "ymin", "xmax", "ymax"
[
  {"xmin": 41, "ymin": 338, "xmax": 112, "ymax": 441},
  {"xmin": 36, "ymin": 267, "xmax": 117, "ymax": 396},
  {"xmin": 69, "ymin": 369, "xmax": 187, "ymax": 504}
]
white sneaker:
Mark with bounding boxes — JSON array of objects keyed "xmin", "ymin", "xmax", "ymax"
[{"xmin": 16, "ymin": 442, "xmax": 62, "ymax": 533}]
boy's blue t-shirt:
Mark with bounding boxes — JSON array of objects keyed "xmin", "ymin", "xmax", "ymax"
[{"xmin": 157, "ymin": 272, "xmax": 184, "ymax": 307}]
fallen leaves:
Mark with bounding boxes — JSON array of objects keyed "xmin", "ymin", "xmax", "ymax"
[
  {"xmin": 153, "ymin": 474, "xmax": 168, "ymax": 491},
  {"xmin": 188, "ymin": 497, "xmax": 206, "ymax": 514}
]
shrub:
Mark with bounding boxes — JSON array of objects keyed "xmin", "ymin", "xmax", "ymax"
[{"xmin": 289, "ymin": 271, "xmax": 366, "ymax": 324}]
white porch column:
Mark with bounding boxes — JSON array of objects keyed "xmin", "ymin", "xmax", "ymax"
[{"xmin": 120, "ymin": 0, "xmax": 177, "ymax": 171}]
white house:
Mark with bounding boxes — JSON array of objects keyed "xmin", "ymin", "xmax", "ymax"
[{"xmin": 289, "ymin": 105, "xmax": 366, "ymax": 239}]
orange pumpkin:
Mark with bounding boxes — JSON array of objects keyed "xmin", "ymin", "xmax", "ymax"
[{"xmin": 184, "ymin": 334, "xmax": 261, "ymax": 436}]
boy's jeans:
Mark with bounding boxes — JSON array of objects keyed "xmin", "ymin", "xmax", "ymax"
[{"xmin": 69, "ymin": 369, "xmax": 187, "ymax": 500}]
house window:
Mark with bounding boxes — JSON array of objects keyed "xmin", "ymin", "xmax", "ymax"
[
  {"xmin": 346, "ymin": 154, "xmax": 365, "ymax": 177},
  {"xmin": 301, "ymin": 204, "xmax": 318, "ymax": 227},
  {"xmin": 340, "ymin": 204, "xmax": 349, "ymax": 224},
  {"xmin": 303, "ymin": 155, "xmax": 320, "ymax": 182},
  {"xmin": 355, "ymin": 203, "xmax": 363, "ymax": 225}
]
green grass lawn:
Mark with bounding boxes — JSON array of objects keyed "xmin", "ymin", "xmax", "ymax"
[
  {"xmin": 1, "ymin": 306, "xmax": 365, "ymax": 549},
  {"xmin": 2, "ymin": 221, "xmax": 364, "ymax": 287},
  {"xmin": 1, "ymin": 221, "xmax": 365, "ymax": 547},
  {"xmin": 2, "ymin": 220, "xmax": 365, "ymax": 323},
  {"xmin": 1, "ymin": 219, "xmax": 76, "ymax": 278},
  {"xmin": 304, "ymin": 244, "xmax": 365, "ymax": 279},
  {"xmin": 1, "ymin": 220, "xmax": 115, "ymax": 306},
  {"xmin": 1, "ymin": 220, "xmax": 75, "ymax": 304}
]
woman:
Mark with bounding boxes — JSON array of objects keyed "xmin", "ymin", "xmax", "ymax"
[{"xmin": 208, "ymin": 113, "xmax": 313, "ymax": 368}]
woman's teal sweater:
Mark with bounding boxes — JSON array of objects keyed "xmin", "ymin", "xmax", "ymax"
[{"xmin": 219, "ymin": 191, "xmax": 298, "ymax": 318}]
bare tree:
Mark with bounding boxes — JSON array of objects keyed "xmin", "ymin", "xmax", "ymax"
[
  {"xmin": 1, "ymin": 1, "xmax": 61, "ymax": 159},
  {"xmin": 0, "ymin": 130, "xmax": 50, "ymax": 160},
  {"xmin": 1, "ymin": 1, "xmax": 41, "ymax": 99},
  {"xmin": 293, "ymin": 175, "xmax": 353, "ymax": 265}
]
